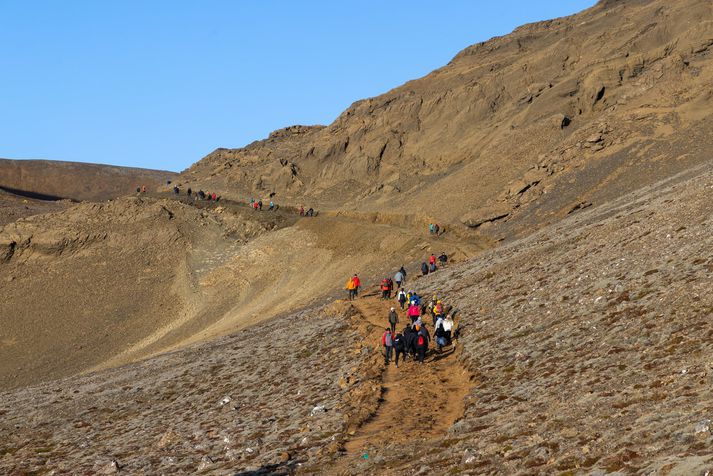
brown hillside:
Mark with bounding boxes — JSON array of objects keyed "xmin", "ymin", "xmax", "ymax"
[
  {"xmin": 180, "ymin": 0, "xmax": 713, "ymax": 240},
  {"xmin": 0, "ymin": 158, "xmax": 176, "ymax": 202},
  {"xmin": 1, "ymin": 156, "xmax": 711, "ymax": 475}
]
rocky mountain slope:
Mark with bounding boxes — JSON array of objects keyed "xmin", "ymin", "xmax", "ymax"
[
  {"xmin": 2, "ymin": 0, "xmax": 713, "ymax": 473},
  {"xmin": 0, "ymin": 159, "xmax": 176, "ymax": 202},
  {"xmin": 2, "ymin": 156, "xmax": 710, "ymax": 476},
  {"xmin": 180, "ymin": 0, "xmax": 713, "ymax": 241}
]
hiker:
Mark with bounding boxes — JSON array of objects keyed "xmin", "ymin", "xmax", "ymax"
[
  {"xmin": 258, "ymin": 199, "xmax": 263, "ymax": 210},
  {"xmin": 403, "ymin": 325, "xmax": 416, "ymax": 360},
  {"xmin": 388, "ymin": 307, "xmax": 399, "ymax": 334},
  {"xmin": 198, "ymin": 190, "xmax": 205, "ymax": 200},
  {"xmin": 187, "ymin": 188, "xmax": 192, "ymax": 196},
  {"xmin": 438, "ymin": 252, "xmax": 448, "ymax": 266},
  {"xmin": 253, "ymin": 201, "xmax": 259, "ymax": 211},
  {"xmin": 394, "ymin": 269, "xmax": 404, "ymax": 289},
  {"xmin": 429, "ymin": 261, "xmax": 437, "ymax": 273},
  {"xmin": 135, "ymin": 186, "xmax": 140, "ymax": 193},
  {"xmin": 212, "ymin": 192, "xmax": 217, "ymax": 201},
  {"xmin": 399, "ymin": 265, "xmax": 407, "ymax": 282},
  {"xmin": 351, "ymin": 274, "xmax": 361, "ymax": 298},
  {"xmin": 250, "ymin": 198, "xmax": 254, "ymax": 208},
  {"xmin": 383, "ymin": 277, "xmax": 393, "ymax": 299},
  {"xmin": 429, "ymin": 223, "xmax": 434, "ymax": 234},
  {"xmin": 345, "ymin": 276, "xmax": 356, "ymax": 300},
  {"xmin": 173, "ymin": 186, "xmax": 179, "ymax": 195},
  {"xmin": 443, "ymin": 314, "xmax": 454, "ymax": 345},
  {"xmin": 393, "ymin": 331, "xmax": 405, "ymax": 368},
  {"xmin": 381, "ymin": 328, "xmax": 393, "ymax": 365},
  {"xmin": 141, "ymin": 185, "xmax": 146, "ymax": 193},
  {"xmin": 421, "ymin": 262, "xmax": 429, "ymax": 276},
  {"xmin": 434, "ymin": 315, "xmax": 447, "ymax": 352},
  {"xmin": 268, "ymin": 201, "xmax": 274, "ymax": 211},
  {"xmin": 299, "ymin": 206, "xmax": 305, "ymax": 216},
  {"xmin": 397, "ymin": 288, "xmax": 407, "ymax": 310},
  {"xmin": 434, "ymin": 223, "xmax": 440, "ymax": 235},
  {"xmin": 429, "ymin": 253, "xmax": 436, "ymax": 266},
  {"xmin": 415, "ymin": 324, "xmax": 429, "ymax": 364},
  {"xmin": 407, "ymin": 301, "xmax": 420, "ymax": 324}
]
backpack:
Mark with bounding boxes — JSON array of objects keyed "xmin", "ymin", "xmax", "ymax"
[{"xmin": 417, "ymin": 334, "xmax": 424, "ymax": 346}]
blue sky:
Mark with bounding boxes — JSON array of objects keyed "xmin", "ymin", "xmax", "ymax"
[{"xmin": 0, "ymin": 1, "xmax": 596, "ymax": 172}]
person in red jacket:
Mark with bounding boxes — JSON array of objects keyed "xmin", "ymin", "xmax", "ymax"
[
  {"xmin": 351, "ymin": 274, "xmax": 361, "ymax": 298},
  {"xmin": 429, "ymin": 253, "xmax": 436, "ymax": 266}
]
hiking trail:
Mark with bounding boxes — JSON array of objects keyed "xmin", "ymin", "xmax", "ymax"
[{"xmin": 331, "ymin": 291, "xmax": 473, "ymax": 473}]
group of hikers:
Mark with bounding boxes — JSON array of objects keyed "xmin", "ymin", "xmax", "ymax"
[
  {"xmin": 249, "ymin": 198, "xmax": 276, "ymax": 211},
  {"xmin": 382, "ymin": 293, "xmax": 456, "ymax": 366},
  {"xmin": 428, "ymin": 223, "xmax": 445, "ymax": 236},
  {"xmin": 346, "ymin": 262, "xmax": 457, "ymax": 366},
  {"xmin": 183, "ymin": 188, "xmax": 220, "ymax": 202},
  {"xmin": 299, "ymin": 206, "xmax": 315, "ymax": 217},
  {"xmin": 420, "ymin": 252, "xmax": 448, "ymax": 276}
]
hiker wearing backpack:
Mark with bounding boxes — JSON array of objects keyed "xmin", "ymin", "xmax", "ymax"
[
  {"xmin": 351, "ymin": 274, "xmax": 361, "ymax": 298},
  {"xmin": 438, "ymin": 252, "xmax": 448, "ymax": 266},
  {"xmin": 421, "ymin": 262, "xmax": 429, "ymax": 276},
  {"xmin": 388, "ymin": 307, "xmax": 399, "ymax": 334},
  {"xmin": 429, "ymin": 261, "xmax": 437, "ymax": 273},
  {"xmin": 397, "ymin": 288, "xmax": 407, "ymax": 310},
  {"xmin": 393, "ymin": 270, "xmax": 404, "ymax": 289},
  {"xmin": 345, "ymin": 276, "xmax": 356, "ymax": 300},
  {"xmin": 434, "ymin": 316, "xmax": 447, "ymax": 352},
  {"xmin": 393, "ymin": 332, "xmax": 405, "ymax": 368},
  {"xmin": 415, "ymin": 324, "xmax": 429, "ymax": 364},
  {"xmin": 399, "ymin": 266, "xmax": 407, "ymax": 282},
  {"xmin": 403, "ymin": 325, "xmax": 416, "ymax": 360},
  {"xmin": 381, "ymin": 328, "xmax": 393, "ymax": 365},
  {"xmin": 407, "ymin": 302, "xmax": 420, "ymax": 324},
  {"xmin": 381, "ymin": 278, "xmax": 391, "ymax": 300},
  {"xmin": 443, "ymin": 314, "xmax": 454, "ymax": 345}
]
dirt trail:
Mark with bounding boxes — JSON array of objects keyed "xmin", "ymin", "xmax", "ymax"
[{"xmin": 334, "ymin": 291, "xmax": 472, "ymax": 471}]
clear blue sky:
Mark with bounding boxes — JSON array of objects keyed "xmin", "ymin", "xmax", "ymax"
[{"xmin": 0, "ymin": 1, "xmax": 596, "ymax": 172}]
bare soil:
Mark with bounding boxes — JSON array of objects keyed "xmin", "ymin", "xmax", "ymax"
[{"xmin": 340, "ymin": 295, "xmax": 471, "ymax": 458}]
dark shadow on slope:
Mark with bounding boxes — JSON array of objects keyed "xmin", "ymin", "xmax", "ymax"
[{"xmin": 0, "ymin": 185, "xmax": 73, "ymax": 202}]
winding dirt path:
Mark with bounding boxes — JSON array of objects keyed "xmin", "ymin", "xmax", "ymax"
[{"xmin": 333, "ymin": 292, "xmax": 472, "ymax": 471}]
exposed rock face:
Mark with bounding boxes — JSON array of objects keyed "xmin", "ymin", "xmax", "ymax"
[{"xmin": 180, "ymin": 0, "xmax": 713, "ymax": 241}]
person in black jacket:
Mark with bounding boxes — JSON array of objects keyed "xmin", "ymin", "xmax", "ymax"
[
  {"xmin": 393, "ymin": 332, "xmax": 406, "ymax": 368},
  {"xmin": 421, "ymin": 262, "xmax": 429, "ymax": 276},
  {"xmin": 403, "ymin": 325, "xmax": 416, "ymax": 360},
  {"xmin": 415, "ymin": 325, "xmax": 429, "ymax": 364}
]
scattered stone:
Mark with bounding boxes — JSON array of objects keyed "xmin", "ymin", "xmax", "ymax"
[
  {"xmin": 462, "ymin": 448, "xmax": 479, "ymax": 464},
  {"xmin": 197, "ymin": 455, "xmax": 213, "ymax": 471},
  {"xmin": 310, "ymin": 404, "xmax": 327, "ymax": 416},
  {"xmin": 694, "ymin": 419, "xmax": 711, "ymax": 436}
]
